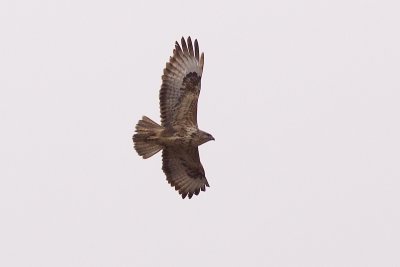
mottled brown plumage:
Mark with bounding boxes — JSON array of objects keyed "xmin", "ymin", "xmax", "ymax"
[{"xmin": 132, "ymin": 37, "xmax": 214, "ymax": 199}]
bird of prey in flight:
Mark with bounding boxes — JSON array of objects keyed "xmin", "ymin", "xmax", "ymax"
[{"xmin": 133, "ymin": 37, "xmax": 214, "ymax": 199}]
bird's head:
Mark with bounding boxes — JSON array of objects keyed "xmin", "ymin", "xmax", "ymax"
[{"xmin": 198, "ymin": 130, "xmax": 215, "ymax": 145}]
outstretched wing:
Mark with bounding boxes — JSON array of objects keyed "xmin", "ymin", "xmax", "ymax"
[
  {"xmin": 160, "ymin": 37, "xmax": 204, "ymax": 127},
  {"xmin": 162, "ymin": 147, "xmax": 209, "ymax": 199}
]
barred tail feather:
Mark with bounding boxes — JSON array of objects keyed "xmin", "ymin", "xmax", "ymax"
[{"xmin": 133, "ymin": 116, "xmax": 163, "ymax": 159}]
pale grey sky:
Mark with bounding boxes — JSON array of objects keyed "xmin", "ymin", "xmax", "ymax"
[{"xmin": 1, "ymin": 0, "xmax": 399, "ymax": 266}]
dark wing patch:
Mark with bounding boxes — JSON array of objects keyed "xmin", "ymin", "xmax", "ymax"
[
  {"xmin": 162, "ymin": 147, "xmax": 209, "ymax": 199},
  {"xmin": 160, "ymin": 37, "xmax": 204, "ymax": 127}
]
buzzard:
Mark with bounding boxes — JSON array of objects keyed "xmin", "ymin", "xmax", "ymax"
[{"xmin": 133, "ymin": 37, "xmax": 214, "ymax": 199}]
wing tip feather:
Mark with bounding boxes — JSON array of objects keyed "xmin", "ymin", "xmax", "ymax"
[
  {"xmin": 181, "ymin": 37, "xmax": 188, "ymax": 54},
  {"xmin": 187, "ymin": 36, "xmax": 194, "ymax": 57},
  {"xmin": 194, "ymin": 39, "xmax": 199, "ymax": 61},
  {"xmin": 200, "ymin": 52, "xmax": 204, "ymax": 70}
]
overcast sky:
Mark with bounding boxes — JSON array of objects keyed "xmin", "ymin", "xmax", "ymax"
[{"xmin": 1, "ymin": 0, "xmax": 399, "ymax": 266}]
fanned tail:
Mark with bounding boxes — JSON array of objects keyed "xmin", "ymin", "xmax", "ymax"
[{"xmin": 133, "ymin": 116, "xmax": 163, "ymax": 159}]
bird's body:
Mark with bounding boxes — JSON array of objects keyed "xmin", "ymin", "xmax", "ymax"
[{"xmin": 132, "ymin": 37, "xmax": 214, "ymax": 199}]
